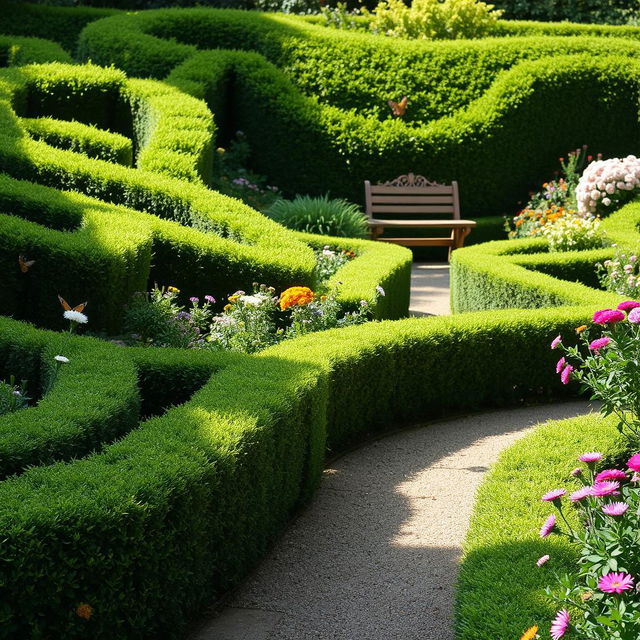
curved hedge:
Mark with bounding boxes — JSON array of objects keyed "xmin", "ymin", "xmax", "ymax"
[{"xmin": 76, "ymin": 9, "xmax": 640, "ymax": 213}]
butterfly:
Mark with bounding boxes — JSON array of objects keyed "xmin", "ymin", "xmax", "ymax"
[
  {"xmin": 58, "ymin": 295, "xmax": 87, "ymax": 313},
  {"xmin": 388, "ymin": 96, "xmax": 408, "ymax": 117},
  {"xmin": 18, "ymin": 255, "xmax": 35, "ymax": 273}
]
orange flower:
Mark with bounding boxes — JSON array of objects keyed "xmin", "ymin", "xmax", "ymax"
[
  {"xmin": 76, "ymin": 603, "xmax": 93, "ymax": 620},
  {"xmin": 280, "ymin": 286, "xmax": 314, "ymax": 311},
  {"xmin": 520, "ymin": 626, "xmax": 538, "ymax": 640},
  {"xmin": 576, "ymin": 325, "xmax": 588, "ymax": 334}
]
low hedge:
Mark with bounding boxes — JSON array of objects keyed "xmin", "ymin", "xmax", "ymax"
[
  {"xmin": 77, "ymin": 9, "xmax": 640, "ymax": 213},
  {"xmin": 0, "ymin": 34, "xmax": 71, "ymax": 66},
  {"xmin": 457, "ymin": 412, "xmax": 626, "ymax": 639}
]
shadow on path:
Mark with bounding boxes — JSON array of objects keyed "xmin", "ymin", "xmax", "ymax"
[{"xmin": 190, "ymin": 401, "xmax": 592, "ymax": 640}]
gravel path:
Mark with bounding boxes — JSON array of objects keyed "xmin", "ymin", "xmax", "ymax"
[{"xmin": 190, "ymin": 401, "xmax": 592, "ymax": 640}]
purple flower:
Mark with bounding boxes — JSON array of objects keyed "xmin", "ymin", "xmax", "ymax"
[
  {"xmin": 628, "ymin": 454, "xmax": 640, "ymax": 472},
  {"xmin": 629, "ymin": 307, "xmax": 640, "ymax": 324},
  {"xmin": 551, "ymin": 335, "xmax": 562, "ymax": 349},
  {"xmin": 602, "ymin": 502, "xmax": 629, "ymax": 516},
  {"xmin": 540, "ymin": 514, "xmax": 556, "ymax": 538},
  {"xmin": 560, "ymin": 364, "xmax": 573, "ymax": 385},
  {"xmin": 579, "ymin": 452, "xmax": 602, "ymax": 463},
  {"xmin": 617, "ymin": 300, "xmax": 640, "ymax": 312},
  {"xmin": 541, "ymin": 489, "xmax": 566, "ymax": 502},
  {"xmin": 570, "ymin": 486, "xmax": 592, "ymax": 502},
  {"xmin": 592, "ymin": 309, "xmax": 625, "ymax": 325},
  {"xmin": 591, "ymin": 481, "xmax": 620, "ymax": 496},
  {"xmin": 204, "ymin": 295, "xmax": 216, "ymax": 303},
  {"xmin": 556, "ymin": 357, "xmax": 566, "ymax": 374},
  {"xmin": 599, "ymin": 572, "xmax": 634, "ymax": 594},
  {"xmin": 550, "ymin": 610, "xmax": 570, "ymax": 639},
  {"xmin": 594, "ymin": 469, "xmax": 627, "ymax": 483},
  {"xmin": 189, "ymin": 296, "xmax": 199, "ymax": 304},
  {"xmin": 589, "ymin": 337, "xmax": 611, "ymax": 351},
  {"xmin": 570, "ymin": 467, "xmax": 583, "ymax": 477},
  {"xmin": 536, "ymin": 554, "xmax": 550, "ymax": 567}
]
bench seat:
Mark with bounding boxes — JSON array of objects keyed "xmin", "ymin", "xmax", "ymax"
[{"xmin": 368, "ymin": 218, "xmax": 476, "ymax": 228}]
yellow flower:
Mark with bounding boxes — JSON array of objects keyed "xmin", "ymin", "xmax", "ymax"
[
  {"xmin": 76, "ymin": 603, "xmax": 93, "ymax": 620},
  {"xmin": 576, "ymin": 325, "xmax": 588, "ymax": 334},
  {"xmin": 223, "ymin": 304, "xmax": 233, "ymax": 311},
  {"xmin": 167, "ymin": 286, "xmax": 180, "ymax": 294},
  {"xmin": 279, "ymin": 286, "xmax": 314, "ymax": 311},
  {"xmin": 228, "ymin": 295, "xmax": 239, "ymax": 303},
  {"xmin": 520, "ymin": 626, "xmax": 538, "ymax": 640}
]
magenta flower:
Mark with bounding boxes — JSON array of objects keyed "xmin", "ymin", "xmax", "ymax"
[
  {"xmin": 536, "ymin": 554, "xmax": 550, "ymax": 567},
  {"xmin": 542, "ymin": 489, "xmax": 566, "ymax": 504},
  {"xmin": 560, "ymin": 364, "xmax": 573, "ymax": 385},
  {"xmin": 617, "ymin": 300, "xmax": 640, "ymax": 312},
  {"xmin": 540, "ymin": 514, "xmax": 556, "ymax": 538},
  {"xmin": 556, "ymin": 357, "xmax": 566, "ymax": 373},
  {"xmin": 570, "ymin": 467, "xmax": 583, "ymax": 477},
  {"xmin": 627, "ymin": 453, "xmax": 640, "ymax": 472},
  {"xmin": 629, "ymin": 307, "xmax": 640, "ymax": 324},
  {"xmin": 550, "ymin": 609, "xmax": 570, "ymax": 639},
  {"xmin": 570, "ymin": 486, "xmax": 592, "ymax": 502},
  {"xmin": 551, "ymin": 335, "xmax": 562, "ymax": 349},
  {"xmin": 598, "ymin": 572, "xmax": 634, "ymax": 594},
  {"xmin": 592, "ymin": 309, "xmax": 625, "ymax": 325},
  {"xmin": 591, "ymin": 481, "xmax": 620, "ymax": 496},
  {"xmin": 579, "ymin": 452, "xmax": 603, "ymax": 463},
  {"xmin": 589, "ymin": 337, "xmax": 611, "ymax": 351},
  {"xmin": 602, "ymin": 502, "xmax": 629, "ymax": 516},
  {"xmin": 595, "ymin": 469, "xmax": 627, "ymax": 483}
]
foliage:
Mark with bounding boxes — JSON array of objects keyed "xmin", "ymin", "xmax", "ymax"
[
  {"xmin": 491, "ymin": 0, "xmax": 639, "ymax": 25},
  {"xmin": 0, "ymin": 376, "xmax": 29, "ymax": 417},
  {"xmin": 541, "ymin": 216, "xmax": 606, "ymax": 253},
  {"xmin": 266, "ymin": 194, "xmax": 369, "ymax": 238},
  {"xmin": 597, "ymin": 250, "xmax": 640, "ymax": 298},
  {"xmin": 320, "ymin": 2, "xmax": 365, "ymax": 30},
  {"xmin": 314, "ymin": 245, "xmax": 355, "ymax": 280},
  {"xmin": 367, "ymin": 0, "xmax": 503, "ymax": 40}
]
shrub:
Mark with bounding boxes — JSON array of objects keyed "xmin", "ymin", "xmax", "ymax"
[
  {"xmin": 368, "ymin": 0, "xmax": 503, "ymax": 40},
  {"xmin": 541, "ymin": 216, "xmax": 606, "ymax": 253},
  {"xmin": 0, "ymin": 376, "xmax": 28, "ymax": 417},
  {"xmin": 597, "ymin": 249, "xmax": 640, "ymax": 298},
  {"xmin": 266, "ymin": 194, "xmax": 369, "ymax": 238}
]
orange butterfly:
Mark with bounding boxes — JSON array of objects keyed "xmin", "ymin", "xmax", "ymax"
[
  {"xmin": 388, "ymin": 96, "xmax": 408, "ymax": 117},
  {"xmin": 58, "ymin": 295, "xmax": 87, "ymax": 313},
  {"xmin": 18, "ymin": 255, "xmax": 35, "ymax": 273}
]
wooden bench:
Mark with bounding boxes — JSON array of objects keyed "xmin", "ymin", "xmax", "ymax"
[{"xmin": 364, "ymin": 173, "xmax": 476, "ymax": 258}]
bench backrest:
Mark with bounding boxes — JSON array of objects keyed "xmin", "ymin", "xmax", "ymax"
[{"xmin": 364, "ymin": 173, "xmax": 460, "ymax": 220}]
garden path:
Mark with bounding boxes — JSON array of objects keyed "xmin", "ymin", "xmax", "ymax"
[
  {"xmin": 189, "ymin": 401, "xmax": 592, "ymax": 640},
  {"xmin": 410, "ymin": 262, "xmax": 450, "ymax": 316}
]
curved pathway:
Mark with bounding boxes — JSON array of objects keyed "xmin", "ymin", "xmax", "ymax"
[{"xmin": 190, "ymin": 401, "xmax": 592, "ymax": 640}]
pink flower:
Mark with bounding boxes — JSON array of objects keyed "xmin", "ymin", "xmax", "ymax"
[
  {"xmin": 589, "ymin": 337, "xmax": 611, "ymax": 351},
  {"xmin": 536, "ymin": 554, "xmax": 550, "ymax": 567},
  {"xmin": 628, "ymin": 308, "xmax": 640, "ymax": 324},
  {"xmin": 602, "ymin": 502, "xmax": 629, "ymax": 516},
  {"xmin": 592, "ymin": 309, "xmax": 625, "ymax": 325},
  {"xmin": 628, "ymin": 454, "xmax": 640, "ymax": 472},
  {"xmin": 560, "ymin": 364, "xmax": 573, "ymax": 385},
  {"xmin": 598, "ymin": 572, "xmax": 634, "ymax": 594},
  {"xmin": 551, "ymin": 335, "xmax": 562, "ymax": 349},
  {"xmin": 570, "ymin": 467, "xmax": 582, "ymax": 477},
  {"xmin": 556, "ymin": 357, "xmax": 566, "ymax": 373},
  {"xmin": 540, "ymin": 514, "xmax": 556, "ymax": 538},
  {"xmin": 633, "ymin": 472, "xmax": 640, "ymax": 483},
  {"xmin": 542, "ymin": 489, "xmax": 566, "ymax": 502},
  {"xmin": 204, "ymin": 295, "xmax": 216, "ymax": 303},
  {"xmin": 617, "ymin": 300, "xmax": 640, "ymax": 312},
  {"xmin": 550, "ymin": 609, "xmax": 570, "ymax": 639},
  {"xmin": 579, "ymin": 452, "xmax": 602, "ymax": 463},
  {"xmin": 189, "ymin": 296, "xmax": 199, "ymax": 303},
  {"xmin": 570, "ymin": 486, "xmax": 592, "ymax": 502},
  {"xmin": 594, "ymin": 469, "xmax": 627, "ymax": 483},
  {"xmin": 591, "ymin": 481, "xmax": 620, "ymax": 496}
]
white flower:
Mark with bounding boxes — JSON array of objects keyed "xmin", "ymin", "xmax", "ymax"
[
  {"xmin": 54, "ymin": 355, "xmax": 69, "ymax": 363},
  {"xmin": 322, "ymin": 249, "xmax": 335, "ymax": 256},
  {"xmin": 376, "ymin": 285, "xmax": 386, "ymax": 297},
  {"xmin": 602, "ymin": 197, "xmax": 612, "ymax": 206},
  {"xmin": 239, "ymin": 295, "xmax": 263, "ymax": 306},
  {"xmin": 63, "ymin": 310, "xmax": 88, "ymax": 324}
]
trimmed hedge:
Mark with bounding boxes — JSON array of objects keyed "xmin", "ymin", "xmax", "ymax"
[
  {"xmin": 77, "ymin": 9, "xmax": 640, "ymax": 213},
  {"xmin": 0, "ymin": 34, "xmax": 71, "ymax": 66}
]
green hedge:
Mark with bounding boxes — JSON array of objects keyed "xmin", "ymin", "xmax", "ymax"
[
  {"xmin": 77, "ymin": 9, "xmax": 640, "ymax": 214},
  {"xmin": 0, "ymin": 34, "xmax": 71, "ymax": 66}
]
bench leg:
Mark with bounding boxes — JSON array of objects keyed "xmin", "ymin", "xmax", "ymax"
[{"xmin": 370, "ymin": 225, "xmax": 384, "ymax": 241}]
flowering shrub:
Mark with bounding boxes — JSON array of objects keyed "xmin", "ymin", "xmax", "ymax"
[
  {"xmin": 315, "ymin": 246, "xmax": 355, "ymax": 281},
  {"xmin": 540, "ymin": 216, "xmax": 606, "ymax": 253},
  {"xmin": 0, "ymin": 375, "xmax": 28, "ymax": 417},
  {"xmin": 576, "ymin": 155, "xmax": 640, "ymax": 217},
  {"xmin": 597, "ymin": 250, "xmax": 640, "ymax": 298},
  {"xmin": 368, "ymin": 0, "xmax": 503, "ymax": 40},
  {"xmin": 534, "ymin": 450, "xmax": 640, "ymax": 638}
]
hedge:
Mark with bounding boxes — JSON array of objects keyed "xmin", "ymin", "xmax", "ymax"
[
  {"xmin": 77, "ymin": 9, "xmax": 640, "ymax": 213},
  {"xmin": 0, "ymin": 34, "xmax": 71, "ymax": 66}
]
